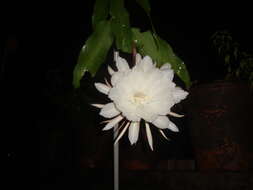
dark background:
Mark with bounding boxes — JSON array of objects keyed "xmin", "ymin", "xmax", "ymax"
[{"xmin": 3, "ymin": 0, "xmax": 252, "ymax": 189}]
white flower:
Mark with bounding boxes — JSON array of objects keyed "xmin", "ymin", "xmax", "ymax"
[{"xmin": 92, "ymin": 52, "xmax": 188, "ymax": 150}]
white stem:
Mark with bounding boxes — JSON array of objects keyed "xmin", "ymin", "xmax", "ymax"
[{"xmin": 114, "ymin": 124, "xmax": 119, "ymax": 190}]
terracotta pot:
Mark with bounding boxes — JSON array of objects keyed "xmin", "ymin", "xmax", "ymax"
[{"xmin": 186, "ymin": 81, "xmax": 253, "ymax": 171}]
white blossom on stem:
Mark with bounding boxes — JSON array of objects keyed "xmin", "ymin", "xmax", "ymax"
[{"xmin": 93, "ymin": 52, "xmax": 188, "ymax": 150}]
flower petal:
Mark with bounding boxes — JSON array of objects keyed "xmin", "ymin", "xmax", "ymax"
[
  {"xmin": 168, "ymin": 111, "xmax": 184, "ymax": 118},
  {"xmin": 108, "ymin": 66, "xmax": 115, "ymax": 75},
  {"xmin": 114, "ymin": 121, "xmax": 126, "ymax": 137},
  {"xmin": 91, "ymin": 104, "xmax": 104, "ymax": 108},
  {"xmin": 161, "ymin": 69, "xmax": 174, "ymax": 81},
  {"xmin": 114, "ymin": 51, "xmax": 119, "ymax": 62},
  {"xmin": 152, "ymin": 116, "xmax": 179, "ymax": 132},
  {"xmin": 173, "ymin": 87, "xmax": 189, "ymax": 103},
  {"xmin": 100, "ymin": 103, "xmax": 120, "ymax": 118},
  {"xmin": 111, "ymin": 72, "xmax": 124, "ymax": 86},
  {"xmin": 94, "ymin": 83, "xmax": 110, "ymax": 95},
  {"xmin": 142, "ymin": 56, "xmax": 153, "ymax": 66},
  {"xmin": 135, "ymin": 53, "xmax": 142, "ymax": 65},
  {"xmin": 104, "ymin": 78, "xmax": 112, "ymax": 87},
  {"xmin": 152, "ymin": 116, "xmax": 170, "ymax": 129},
  {"xmin": 137, "ymin": 56, "xmax": 154, "ymax": 71},
  {"xmin": 159, "ymin": 129, "xmax": 170, "ymax": 140},
  {"xmin": 128, "ymin": 122, "xmax": 140, "ymax": 145},
  {"xmin": 103, "ymin": 115, "xmax": 123, "ymax": 131},
  {"xmin": 116, "ymin": 56, "xmax": 130, "ymax": 72},
  {"xmin": 168, "ymin": 120, "xmax": 179, "ymax": 132},
  {"xmin": 114, "ymin": 122, "xmax": 130, "ymax": 144},
  {"xmin": 160, "ymin": 63, "xmax": 171, "ymax": 70},
  {"xmin": 145, "ymin": 122, "xmax": 153, "ymax": 151}
]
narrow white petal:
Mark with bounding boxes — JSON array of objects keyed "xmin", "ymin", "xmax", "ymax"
[
  {"xmin": 108, "ymin": 66, "xmax": 115, "ymax": 75},
  {"xmin": 116, "ymin": 56, "xmax": 130, "ymax": 72},
  {"xmin": 168, "ymin": 120, "xmax": 179, "ymax": 132},
  {"xmin": 114, "ymin": 51, "xmax": 119, "ymax": 62},
  {"xmin": 102, "ymin": 115, "xmax": 123, "ymax": 131},
  {"xmin": 104, "ymin": 78, "xmax": 112, "ymax": 87},
  {"xmin": 114, "ymin": 122, "xmax": 130, "ymax": 145},
  {"xmin": 168, "ymin": 111, "xmax": 184, "ymax": 118},
  {"xmin": 159, "ymin": 130, "xmax": 170, "ymax": 141},
  {"xmin": 145, "ymin": 122, "xmax": 153, "ymax": 151},
  {"xmin": 152, "ymin": 116, "xmax": 170, "ymax": 129},
  {"xmin": 128, "ymin": 122, "xmax": 140, "ymax": 145},
  {"xmin": 91, "ymin": 104, "xmax": 104, "ymax": 108},
  {"xmin": 114, "ymin": 121, "xmax": 126, "ymax": 138},
  {"xmin": 100, "ymin": 103, "xmax": 120, "ymax": 118},
  {"xmin": 94, "ymin": 83, "xmax": 111, "ymax": 95}
]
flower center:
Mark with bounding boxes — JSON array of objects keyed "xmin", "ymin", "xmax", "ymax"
[{"xmin": 132, "ymin": 92, "xmax": 148, "ymax": 105}]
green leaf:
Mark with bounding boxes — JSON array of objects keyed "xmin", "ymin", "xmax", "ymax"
[
  {"xmin": 110, "ymin": 0, "xmax": 130, "ymax": 25},
  {"xmin": 111, "ymin": 21, "xmax": 133, "ymax": 53},
  {"xmin": 132, "ymin": 28, "xmax": 157, "ymax": 56},
  {"xmin": 73, "ymin": 21, "xmax": 113, "ymax": 89},
  {"xmin": 136, "ymin": 0, "xmax": 151, "ymax": 14},
  {"xmin": 109, "ymin": 0, "xmax": 133, "ymax": 53},
  {"xmin": 135, "ymin": 0, "xmax": 157, "ymax": 35},
  {"xmin": 132, "ymin": 28, "xmax": 191, "ymax": 88},
  {"xmin": 92, "ymin": 0, "xmax": 110, "ymax": 29}
]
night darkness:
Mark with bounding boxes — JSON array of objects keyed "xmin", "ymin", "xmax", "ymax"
[{"xmin": 4, "ymin": 1, "xmax": 252, "ymax": 189}]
